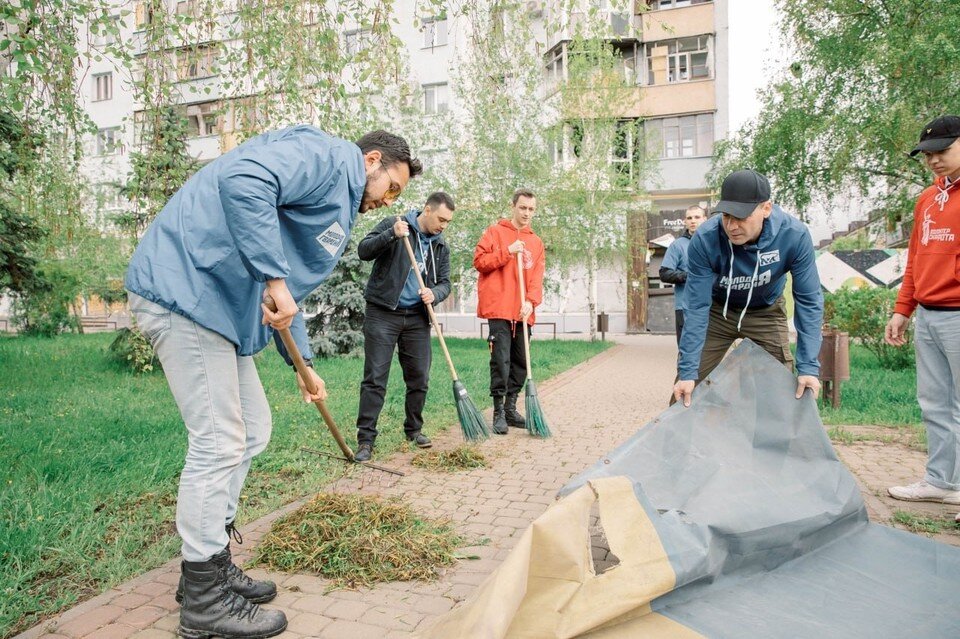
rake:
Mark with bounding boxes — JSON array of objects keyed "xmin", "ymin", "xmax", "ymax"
[{"xmin": 264, "ymin": 295, "xmax": 404, "ymax": 476}]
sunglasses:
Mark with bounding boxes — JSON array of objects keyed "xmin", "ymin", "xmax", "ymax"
[{"xmin": 378, "ymin": 162, "xmax": 403, "ymax": 200}]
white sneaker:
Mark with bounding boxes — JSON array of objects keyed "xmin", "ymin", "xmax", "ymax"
[{"xmin": 887, "ymin": 480, "xmax": 960, "ymax": 504}]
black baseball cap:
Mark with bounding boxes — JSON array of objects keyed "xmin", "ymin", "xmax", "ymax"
[
  {"xmin": 910, "ymin": 116, "xmax": 960, "ymax": 157},
  {"xmin": 715, "ymin": 169, "xmax": 771, "ymax": 219}
]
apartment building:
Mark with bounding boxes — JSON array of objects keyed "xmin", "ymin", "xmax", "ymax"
[{"xmin": 78, "ymin": 0, "xmax": 728, "ymax": 333}]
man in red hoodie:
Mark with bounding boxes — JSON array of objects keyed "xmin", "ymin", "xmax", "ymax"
[
  {"xmin": 885, "ymin": 116, "xmax": 960, "ymax": 521},
  {"xmin": 474, "ymin": 189, "xmax": 546, "ymax": 435}
]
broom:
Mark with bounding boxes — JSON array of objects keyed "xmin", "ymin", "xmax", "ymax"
[
  {"xmin": 398, "ymin": 223, "xmax": 490, "ymax": 442},
  {"xmin": 516, "ymin": 252, "xmax": 551, "ymax": 438}
]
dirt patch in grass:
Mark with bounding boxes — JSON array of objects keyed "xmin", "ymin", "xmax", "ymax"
[
  {"xmin": 892, "ymin": 510, "xmax": 960, "ymax": 536},
  {"xmin": 253, "ymin": 493, "xmax": 463, "ymax": 588},
  {"xmin": 411, "ymin": 446, "xmax": 488, "ymax": 472}
]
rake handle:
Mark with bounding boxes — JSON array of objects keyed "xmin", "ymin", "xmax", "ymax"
[
  {"xmin": 516, "ymin": 253, "xmax": 534, "ymax": 379},
  {"xmin": 397, "ymin": 220, "xmax": 460, "ymax": 382},
  {"xmin": 263, "ymin": 294, "xmax": 355, "ymax": 462}
]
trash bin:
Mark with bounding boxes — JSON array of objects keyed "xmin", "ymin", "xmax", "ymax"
[
  {"xmin": 597, "ymin": 312, "xmax": 609, "ymax": 341},
  {"xmin": 819, "ymin": 329, "xmax": 850, "ymax": 408}
]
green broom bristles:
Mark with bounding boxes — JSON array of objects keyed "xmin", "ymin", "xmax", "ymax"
[
  {"xmin": 453, "ymin": 380, "xmax": 490, "ymax": 442},
  {"xmin": 524, "ymin": 380, "xmax": 551, "ymax": 438}
]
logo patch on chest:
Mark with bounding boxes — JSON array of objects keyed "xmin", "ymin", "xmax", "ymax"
[
  {"xmin": 315, "ymin": 222, "xmax": 346, "ymax": 257},
  {"xmin": 759, "ymin": 250, "xmax": 780, "ymax": 266}
]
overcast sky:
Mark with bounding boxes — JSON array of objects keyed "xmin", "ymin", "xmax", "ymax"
[{"xmin": 726, "ymin": 1, "xmax": 783, "ymax": 134}]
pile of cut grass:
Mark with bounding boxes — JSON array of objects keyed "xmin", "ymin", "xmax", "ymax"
[
  {"xmin": 253, "ymin": 493, "xmax": 462, "ymax": 587},
  {"xmin": 411, "ymin": 446, "xmax": 488, "ymax": 472}
]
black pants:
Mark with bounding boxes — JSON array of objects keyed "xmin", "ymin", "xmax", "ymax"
[
  {"xmin": 675, "ymin": 309, "xmax": 685, "ymax": 345},
  {"xmin": 356, "ymin": 303, "xmax": 432, "ymax": 446},
  {"xmin": 488, "ymin": 319, "xmax": 529, "ymax": 397}
]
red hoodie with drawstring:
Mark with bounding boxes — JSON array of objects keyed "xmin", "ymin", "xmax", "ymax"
[
  {"xmin": 895, "ymin": 176, "xmax": 960, "ymax": 316},
  {"xmin": 474, "ymin": 219, "xmax": 546, "ymax": 325}
]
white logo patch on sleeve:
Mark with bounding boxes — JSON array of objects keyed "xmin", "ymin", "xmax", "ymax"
[
  {"xmin": 759, "ymin": 250, "xmax": 780, "ymax": 266},
  {"xmin": 315, "ymin": 222, "xmax": 347, "ymax": 257}
]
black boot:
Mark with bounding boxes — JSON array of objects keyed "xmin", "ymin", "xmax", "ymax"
[
  {"xmin": 504, "ymin": 394, "xmax": 525, "ymax": 428},
  {"xmin": 177, "ymin": 532, "xmax": 277, "ymax": 604},
  {"xmin": 492, "ymin": 396, "xmax": 508, "ymax": 435},
  {"xmin": 178, "ymin": 556, "xmax": 286, "ymax": 639}
]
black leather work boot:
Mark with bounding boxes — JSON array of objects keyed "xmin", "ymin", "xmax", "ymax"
[
  {"xmin": 492, "ymin": 396, "xmax": 508, "ymax": 435},
  {"xmin": 177, "ymin": 555, "xmax": 286, "ymax": 639},
  {"xmin": 504, "ymin": 393, "xmax": 525, "ymax": 428},
  {"xmin": 176, "ymin": 527, "xmax": 277, "ymax": 605}
]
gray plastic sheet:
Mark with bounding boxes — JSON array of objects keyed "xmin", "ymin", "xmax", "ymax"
[{"xmin": 561, "ymin": 339, "xmax": 960, "ymax": 637}]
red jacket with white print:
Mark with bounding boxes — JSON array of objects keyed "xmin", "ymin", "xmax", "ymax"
[
  {"xmin": 895, "ymin": 176, "xmax": 960, "ymax": 317},
  {"xmin": 473, "ymin": 219, "xmax": 546, "ymax": 325}
]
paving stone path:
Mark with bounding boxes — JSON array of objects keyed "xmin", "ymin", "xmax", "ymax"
[{"xmin": 17, "ymin": 335, "xmax": 957, "ymax": 639}]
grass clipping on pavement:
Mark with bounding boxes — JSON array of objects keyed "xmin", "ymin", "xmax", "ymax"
[
  {"xmin": 253, "ymin": 493, "xmax": 463, "ymax": 587},
  {"xmin": 411, "ymin": 446, "xmax": 488, "ymax": 472}
]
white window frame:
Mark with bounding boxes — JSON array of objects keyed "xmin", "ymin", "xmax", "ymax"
[
  {"xmin": 178, "ymin": 46, "xmax": 218, "ymax": 81},
  {"xmin": 544, "ymin": 46, "xmax": 565, "ymax": 88},
  {"xmin": 645, "ymin": 113, "xmax": 714, "ymax": 159},
  {"xmin": 92, "ymin": 72, "xmax": 113, "ymax": 102},
  {"xmin": 644, "ymin": 34, "xmax": 712, "ymax": 85},
  {"xmin": 423, "ymin": 83, "xmax": 449, "ymax": 115},
  {"xmin": 344, "ymin": 29, "xmax": 370, "ymax": 56},
  {"xmin": 422, "ymin": 16, "xmax": 448, "ymax": 48},
  {"xmin": 96, "ymin": 127, "xmax": 122, "ymax": 156},
  {"xmin": 182, "ymin": 101, "xmax": 220, "ymax": 138}
]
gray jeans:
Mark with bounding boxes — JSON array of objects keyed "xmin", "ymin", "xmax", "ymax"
[
  {"xmin": 915, "ymin": 307, "xmax": 960, "ymax": 491},
  {"xmin": 129, "ymin": 293, "xmax": 272, "ymax": 561}
]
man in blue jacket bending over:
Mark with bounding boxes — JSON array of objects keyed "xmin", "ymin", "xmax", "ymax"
[
  {"xmin": 672, "ymin": 169, "xmax": 823, "ymax": 408},
  {"xmin": 125, "ymin": 126, "xmax": 421, "ymax": 638}
]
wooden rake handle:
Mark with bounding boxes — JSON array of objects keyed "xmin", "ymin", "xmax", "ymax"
[
  {"xmin": 397, "ymin": 219, "xmax": 461, "ymax": 382},
  {"xmin": 516, "ymin": 253, "xmax": 534, "ymax": 379},
  {"xmin": 263, "ymin": 294, "xmax": 355, "ymax": 462}
]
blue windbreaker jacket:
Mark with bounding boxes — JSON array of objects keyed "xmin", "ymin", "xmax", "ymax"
[
  {"xmin": 678, "ymin": 205, "xmax": 823, "ymax": 380},
  {"xmin": 125, "ymin": 125, "xmax": 366, "ymax": 362},
  {"xmin": 661, "ymin": 233, "xmax": 692, "ymax": 311}
]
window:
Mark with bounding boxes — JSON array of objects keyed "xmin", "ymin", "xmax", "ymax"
[
  {"xmin": 423, "ymin": 17, "xmax": 448, "ymax": 48},
  {"xmin": 649, "ymin": 0, "xmax": 711, "ymax": 9},
  {"xmin": 645, "ymin": 113, "xmax": 714, "ymax": 158},
  {"xmin": 546, "ymin": 128, "xmax": 564, "ymax": 165},
  {"xmin": 178, "ymin": 46, "xmax": 218, "ymax": 80},
  {"xmin": 423, "ymin": 83, "xmax": 449, "ymax": 115},
  {"xmin": 183, "ymin": 101, "xmax": 220, "ymax": 137},
  {"xmin": 94, "ymin": 183, "xmax": 125, "ymax": 210},
  {"xmin": 544, "ymin": 47, "xmax": 565, "ymax": 88},
  {"xmin": 344, "ymin": 29, "xmax": 370, "ymax": 56},
  {"xmin": 595, "ymin": 0, "xmax": 631, "ymax": 37},
  {"xmin": 92, "ymin": 15, "xmax": 120, "ymax": 47},
  {"xmin": 645, "ymin": 35, "xmax": 712, "ymax": 85},
  {"xmin": 611, "ymin": 119, "xmax": 639, "ymax": 186},
  {"xmin": 93, "ymin": 72, "xmax": 113, "ymax": 101},
  {"xmin": 176, "ymin": 0, "xmax": 198, "ymax": 16},
  {"xmin": 96, "ymin": 127, "xmax": 122, "ymax": 155}
]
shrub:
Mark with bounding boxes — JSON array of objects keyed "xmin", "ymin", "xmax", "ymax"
[
  {"xmin": 109, "ymin": 325, "xmax": 160, "ymax": 373},
  {"xmin": 10, "ymin": 266, "xmax": 80, "ymax": 336},
  {"xmin": 823, "ymin": 286, "xmax": 914, "ymax": 369},
  {"xmin": 304, "ymin": 241, "xmax": 369, "ymax": 358}
]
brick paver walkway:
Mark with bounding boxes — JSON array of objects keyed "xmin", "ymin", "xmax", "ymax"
[{"xmin": 17, "ymin": 335, "xmax": 958, "ymax": 639}]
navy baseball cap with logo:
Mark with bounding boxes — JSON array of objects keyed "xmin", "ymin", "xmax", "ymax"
[
  {"xmin": 715, "ymin": 169, "xmax": 771, "ymax": 219},
  {"xmin": 910, "ymin": 116, "xmax": 960, "ymax": 157}
]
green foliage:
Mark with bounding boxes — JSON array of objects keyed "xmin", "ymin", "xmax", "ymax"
[
  {"xmin": 819, "ymin": 343, "xmax": 921, "ymax": 428},
  {"xmin": 119, "ymin": 107, "xmax": 197, "ymax": 238},
  {"xmin": 715, "ymin": 0, "xmax": 958, "ymax": 225},
  {"xmin": 0, "ymin": 332, "xmax": 608, "ymax": 637},
  {"xmin": 827, "ymin": 229, "xmax": 875, "ymax": 251},
  {"xmin": 824, "ymin": 285, "xmax": 914, "ymax": 369},
  {"xmin": 109, "ymin": 326, "xmax": 160, "ymax": 373},
  {"xmin": 10, "ymin": 264, "xmax": 80, "ymax": 336},
  {"xmin": 303, "ymin": 241, "xmax": 370, "ymax": 358}
]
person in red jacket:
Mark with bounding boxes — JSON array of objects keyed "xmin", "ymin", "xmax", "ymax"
[
  {"xmin": 474, "ymin": 188, "xmax": 546, "ymax": 434},
  {"xmin": 885, "ymin": 116, "xmax": 960, "ymax": 521}
]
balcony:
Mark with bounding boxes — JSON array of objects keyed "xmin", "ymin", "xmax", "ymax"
[
  {"xmin": 621, "ymin": 79, "xmax": 715, "ymax": 118},
  {"xmin": 640, "ymin": 1, "xmax": 714, "ymax": 42}
]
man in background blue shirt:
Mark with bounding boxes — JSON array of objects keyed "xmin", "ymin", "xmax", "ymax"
[{"xmin": 660, "ymin": 205, "xmax": 707, "ymax": 344}]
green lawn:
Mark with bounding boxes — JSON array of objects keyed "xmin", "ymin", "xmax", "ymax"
[
  {"xmin": 818, "ymin": 343, "xmax": 922, "ymax": 432},
  {"xmin": 0, "ymin": 332, "xmax": 609, "ymax": 638}
]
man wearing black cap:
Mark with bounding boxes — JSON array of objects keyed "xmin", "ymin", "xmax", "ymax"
[
  {"xmin": 672, "ymin": 169, "xmax": 823, "ymax": 407},
  {"xmin": 884, "ymin": 116, "xmax": 960, "ymax": 518}
]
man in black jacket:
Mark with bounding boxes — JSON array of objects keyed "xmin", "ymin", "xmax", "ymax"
[
  {"xmin": 353, "ymin": 192, "xmax": 454, "ymax": 461},
  {"xmin": 659, "ymin": 205, "xmax": 707, "ymax": 343}
]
